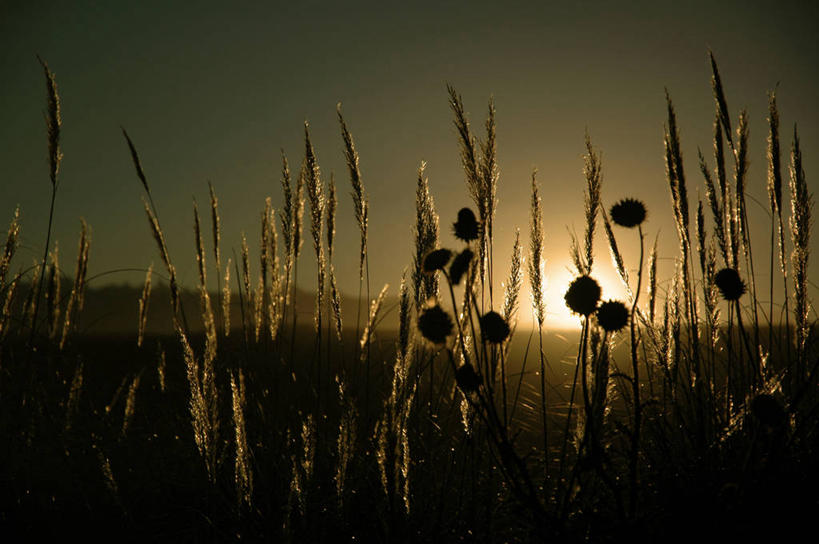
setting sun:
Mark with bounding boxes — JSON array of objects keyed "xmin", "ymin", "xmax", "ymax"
[{"xmin": 518, "ymin": 261, "xmax": 630, "ymax": 330}]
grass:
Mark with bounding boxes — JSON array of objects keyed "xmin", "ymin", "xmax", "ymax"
[{"xmin": 1, "ymin": 52, "xmax": 817, "ymax": 542}]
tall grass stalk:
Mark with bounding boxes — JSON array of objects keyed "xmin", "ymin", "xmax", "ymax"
[
  {"xmin": 303, "ymin": 123, "xmax": 326, "ymax": 402},
  {"xmin": 501, "ymin": 229, "xmax": 522, "ymax": 425},
  {"xmin": 338, "ymin": 105, "xmax": 369, "ymax": 365},
  {"xmin": 767, "ymin": 92, "xmax": 791, "ymax": 362},
  {"xmin": 124, "ymin": 130, "xmax": 190, "ymax": 335},
  {"xmin": 528, "ymin": 170, "xmax": 548, "ymax": 468},
  {"xmin": 231, "ymin": 369, "xmax": 253, "ymax": 509},
  {"xmin": 208, "ymin": 182, "xmax": 224, "ymax": 333},
  {"xmin": 448, "ymin": 86, "xmax": 498, "ymax": 309},
  {"xmin": 559, "ymin": 136, "xmax": 601, "ymax": 487},
  {"xmin": 29, "ymin": 56, "xmax": 62, "ymax": 345},
  {"xmin": 789, "ymin": 125, "xmax": 811, "ymax": 382},
  {"xmin": 326, "ymin": 174, "xmax": 344, "ymax": 345}
]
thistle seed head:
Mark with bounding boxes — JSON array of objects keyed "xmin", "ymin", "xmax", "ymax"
[
  {"xmin": 714, "ymin": 268, "xmax": 746, "ymax": 301},
  {"xmin": 596, "ymin": 300, "xmax": 629, "ymax": 332},
  {"xmin": 453, "ymin": 207, "xmax": 479, "ymax": 242},
  {"xmin": 564, "ymin": 275, "xmax": 601, "ymax": 316},
  {"xmin": 423, "ymin": 248, "xmax": 452, "ymax": 273},
  {"xmin": 417, "ymin": 303, "xmax": 453, "ymax": 344},
  {"xmin": 480, "ymin": 311, "xmax": 510, "ymax": 344},
  {"xmin": 455, "ymin": 363, "xmax": 481, "ymax": 394},
  {"xmin": 610, "ymin": 198, "xmax": 647, "ymax": 228},
  {"xmin": 449, "ymin": 248, "xmax": 473, "ymax": 286}
]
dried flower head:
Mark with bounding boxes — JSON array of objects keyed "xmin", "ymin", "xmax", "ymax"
[
  {"xmin": 610, "ymin": 198, "xmax": 647, "ymax": 228},
  {"xmin": 480, "ymin": 311, "xmax": 510, "ymax": 344},
  {"xmin": 714, "ymin": 267, "xmax": 746, "ymax": 301},
  {"xmin": 417, "ymin": 303, "xmax": 454, "ymax": 344},
  {"xmin": 596, "ymin": 300, "xmax": 629, "ymax": 332},
  {"xmin": 453, "ymin": 207, "xmax": 479, "ymax": 242},
  {"xmin": 423, "ymin": 248, "xmax": 452, "ymax": 273},
  {"xmin": 455, "ymin": 363, "xmax": 481, "ymax": 394},
  {"xmin": 449, "ymin": 248, "xmax": 473, "ymax": 286},
  {"xmin": 564, "ymin": 275, "xmax": 601, "ymax": 316}
]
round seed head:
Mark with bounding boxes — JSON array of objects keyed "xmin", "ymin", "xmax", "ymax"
[
  {"xmin": 610, "ymin": 198, "xmax": 647, "ymax": 228},
  {"xmin": 449, "ymin": 248, "xmax": 473, "ymax": 286},
  {"xmin": 423, "ymin": 248, "xmax": 452, "ymax": 273},
  {"xmin": 453, "ymin": 207, "xmax": 480, "ymax": 242},
  {"xmin": 564, "ymin": 275, "xmax": 601, "ymax": 316},
  {"xmin": 455, "ymin": 363, "xmax": 481, "ymax": 394},
  {"xmin": 596, "ymin": 300, "xmax": 629, "ymax": 332},
  {"xmin": 480, "ymin": 311, "xmax": 510, "ymax": 343},
  {"xmin": 417, "ymin": 304, "xmax": 454, "ymax": 344},
  {"xmin": 714, "ymin": 268, "xmax": 746, "ymax": 301}
]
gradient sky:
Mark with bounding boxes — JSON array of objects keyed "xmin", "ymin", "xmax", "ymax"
[{"xmin": 1, "ymin": 0, "xmax": 817, "ymax": 328}]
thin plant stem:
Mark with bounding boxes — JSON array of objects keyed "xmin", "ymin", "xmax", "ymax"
[
  {"xmin": 628, "ymin": 224, "xmax": 645, "ymax": 518},
  {"xmin": 29, "ymin": 187, "xmax": 57, "ymax": 345}
]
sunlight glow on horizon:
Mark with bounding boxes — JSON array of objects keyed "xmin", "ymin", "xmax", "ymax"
[{"xmin": 521, "ymin": 260, "xmax": 630, "ymax": 331}]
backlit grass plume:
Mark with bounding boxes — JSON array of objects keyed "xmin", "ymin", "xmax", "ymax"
[
  {"xmin": 338, "ymin": 105, "xmax": 369, "ymax": 284},
  {"xmin": 448, "ymin": 86, "xmax": 498, "ymax": 303},
  {"xmin": 412, "ymin": 162, "xmax": 440, "ymax": 310},
  {"xmin": 31, "ymin": 56, "xmax": 63, "ymax": 344},
  {"xmin": 528, "ymin": 171, "xmax": 545, "ymax": 326},
  {"xmin": 501, "ymin": 228, "xmax": 522, "ymax": 331},
  {"xmin": 327, "ymin": 173, "xmax": 343, "ymax": 341},
  {"xmin": 0, "ymin": 207, "xmax": 20, "ymax": 291},
  {"xmin": 231, "ymin": 369, "xmax": 253, "ymax": 509},
  {"xmin": 304, "ymin": 123, "xmax": 326, "ymax": 338},
  {"xmin": 789, "ymin": 125, "xmax": 812, "ymax": 377}
]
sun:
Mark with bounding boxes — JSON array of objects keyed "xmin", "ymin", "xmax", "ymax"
[{"xmin": 530, "ymin": 263, "xmax": 629, "ymax": 331}]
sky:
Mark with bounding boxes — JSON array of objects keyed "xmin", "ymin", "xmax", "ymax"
[{"xmin": 1, "ymin": 0, "xmax": 817, "ymax": 329}]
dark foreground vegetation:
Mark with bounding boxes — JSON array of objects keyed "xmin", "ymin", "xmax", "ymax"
[{"xmin": 1, "ymin": 54, "xmax": 817, "ymax": 541}]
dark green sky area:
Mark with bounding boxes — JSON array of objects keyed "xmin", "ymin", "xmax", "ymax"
[{"xmin": 1, "ymin": 0, "xmax": 817, "ymax": 327}]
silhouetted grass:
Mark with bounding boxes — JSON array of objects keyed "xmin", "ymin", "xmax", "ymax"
[{"xmin": 1, "ymin": 53, "xmax": 817, "ymax": 542}]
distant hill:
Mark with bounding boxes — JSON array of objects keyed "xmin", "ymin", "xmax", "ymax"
[{"xmin": 72, "ymin": 282, "xmax": 403, "ymax": 337}]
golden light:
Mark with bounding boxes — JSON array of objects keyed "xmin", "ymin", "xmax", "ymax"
[{"xmin": 534, "ymin": 263, "xmax": 629, "ymax": 331}]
